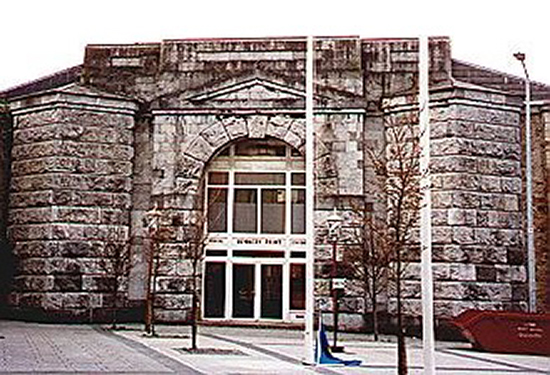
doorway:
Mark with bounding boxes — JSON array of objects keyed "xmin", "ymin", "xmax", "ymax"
[
  {"xmin": 261, "ymin": 265, "xmax": 282, "ymax": 319},
  {"xmin": 232, "ymin": 264, "xmax": 255, "ymax": 318}
]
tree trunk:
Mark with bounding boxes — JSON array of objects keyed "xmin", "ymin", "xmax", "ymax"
[
  {"xmin": 191, "ymin": 287, "xmax": 198, "ymax": 350},
  {"xmin": 396, "ymin": 252, "xmax": 407, "ymax": 375},
  {"xmin": 111, "ymin": 281, "xmax": 119, "ymax": 330},
  {"xmin": 145, "ymin": 245, "xmax": 159, "ymax": 336},
  {"xmin": 371, "ymin": 285, "xmax": 379, "ymax": 341},
  {"xmin": 144, "ymin": 242, "xmax": 154, "ymax": 334}
]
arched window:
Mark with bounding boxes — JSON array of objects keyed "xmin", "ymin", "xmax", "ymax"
[
  {"xmin": 203, "ymin": 138, "xmax": 307, "ymax": 321},
  {"xmin": 206, "ymin": 138, "xmax": 305, "ymax": 235}
]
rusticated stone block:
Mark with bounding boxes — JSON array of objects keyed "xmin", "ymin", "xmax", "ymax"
[
  {"xmin": 185, "ymin": 136, "xmax": 215, "ymax": 163},
  {"xmin": 99, "ymin": 209, "xmax": 129, "ymax": 225},
  {"xmin": 44, "ymin": 292, "xmax": 90, "ymax": 309},
  {"xmin": 82, "ymin": 275, "xmax": 116, "ymax": 292},
  {"xmin": 58, "ymin": 241, "xmax": 101, "ymax": 258},
  {"xmin": 401, "ymin": 281, "xmax": 421, "ymax": 298},
  {"xmin": 57, "ymin": 207, "xmax": 99, "ymax": 224},
  {"xmin": 477, "ymin": 159, "xmax": 520, "ymax": 177},
  {"xmin": 433, "ymin": 300, "xmax": 476, "ymax": 318},
  {"xmin": 18, "ymin": 293, "xmax": 45, "ymax": 308},
  {"xmin": 50, "ymin": 258, "xmax": 83, "ymax": 275},
  {"xmin": 221, "ymin": 116, "xmax": 248, "ymax": 139},
  {"xmin": 475, "ymin": 265, "xmax": 496, "ymax": 281},
  {"xmin": 432, "ymin": 191, "xmax": 453, "ymax": 208},
  {"xmin": 14, "ymin": 275, "xmax": 54, "ymax": 292},
  {"xmin": 155, "ymin": 277, "xmax": 188, "ymax": 293},
  {"xmin": 175, "ymin": 155, "xmax": 204, "ymax": 180},
  {"xmin": 266, "ymin": 115, "xmax": 291, "ymax": 139},
  {"xmin": 73, "ymin": 191, "xmax": 113, "ymax": 207},
  {"xmin": 463, "ymin": 246, "xmax": 507, "ymax": 264},
  {"xmin": 15, "ymin": 108, "xmax": 61, "ymax": 128},
  {"xmin": 53, "ymin": 275, "xmax": 82, "ymax": 292},
  {"xmin": 434, "ymin": 282, "xmax": 466, "ymax": 299},
  {"xmin": 432, "ymin": 263, "xmax": 451, "ymax": 280},
  {"xmin": 432, "ymin": 226, "xmax": 452, "ymax": 244},
  {"xmin": 11, "ymin": 174, "xmax": 57, "ymax": 192},
  {"xmin": 452, "ymin": 227, "xmax": 475, "ymax": 245},
  {"xmin": 464, "ymin": 283, "xmax": 512, "ymax": 301},
  {"xmin": 155, "ymin": 293, "xmax": 192, "ymax": 310},
  {"xmin": 154, "ymin": 309, "xmax": 189, "ymax": 322},
  {"xmin": 447, "ymin": 208, "xmax": 476, "ymax": 226},
  {"xmin": 449, "ymin": 264, "xmax": 476, "ymax": 281},
  {"xmin": 200, "ymin": 122, "xmax": 229, "ymax": 149},
  {"xmin": 495, "ymin": 265, "xmax": 526, "ymax": 283},
  {"xmin": 9, "ymin": 208, "xmax": 53, "ymax": 225},
  {"xmin": 13, "ymin": 241, "xmax": 58, "ymax": 257},
  {"xmin": 512, "ymin": 284, "xmax": 527, "ymax": 301},
  {"xmin": 9, "ymin": 224, "xmax": 51, "ymax": 241},
  {"xmin": 10, "ymin": 191, "xmax": 54, "ymax": 208},
  {"xmin": 433, "ymin": 245, "xmax": 466, "ymax": 263}
]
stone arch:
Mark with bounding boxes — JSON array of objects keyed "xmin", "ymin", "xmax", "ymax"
[
  {"xmin": 170, "ymin": 114, "xmax": 306, "ymax": 205},
  {"xmin": 182, "ymin": 114, "xmax": 305, "ymax": 175}
]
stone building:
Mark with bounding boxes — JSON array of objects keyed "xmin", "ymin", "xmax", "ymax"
[{"xmin": 1, "ymin": 36, "xmax": 549, "ymax": 330}]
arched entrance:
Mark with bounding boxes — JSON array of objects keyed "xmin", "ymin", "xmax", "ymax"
[{"xmin": 202, "ymin": 138, "xmax": 307, "ymax": 322}]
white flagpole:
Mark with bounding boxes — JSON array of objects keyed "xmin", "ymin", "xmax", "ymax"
[
  {"xmin": 303, "ymin": 35, "xmax": 316, "ymax": 365},
  {"xmin": 419, "ymin": 35, "xmax": 436, "ymax": 375}
]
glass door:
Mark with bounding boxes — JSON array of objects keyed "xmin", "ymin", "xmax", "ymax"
[
  {"xmin": 204, "ymin": 262, "xmax": 226, "ymax": 318},
  {"xmin": 261, "ymin": 265, "xmax": 283, "ymax": 319},
  {"xmin": 232, "ymin": 264, "xmax": 255, "ymax": 318}
]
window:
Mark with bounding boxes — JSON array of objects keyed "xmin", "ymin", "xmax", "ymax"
[
  {"xmin": 208, "ymin": 188, "xmax": 228, "ymax": 232},
  {"xmin": 261, "ymin": 189, "xmax": 285, "ymax": 234},
  {"xmin": 206, "ymin": 139, "xmax": 304, "ymax": 235},
  {"xmin": 290, "ymin": 264, "xmax": 305, "ymax": 310},
  {"xmin": 233, "ymin": 189, "xmax": 257, "ymax": 233}
]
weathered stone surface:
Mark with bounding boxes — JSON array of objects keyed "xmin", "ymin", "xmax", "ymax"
[{"xmin": 6, "ymin": 36, "xmax": 543, "ymax": 327}]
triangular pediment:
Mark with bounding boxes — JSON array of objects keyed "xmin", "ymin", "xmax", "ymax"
[
  {"xmin": 152, "ymin": 73, "xmax": 364, "ymax": 110},
  {"xmin": 188, "ymin": 78, "xmax": 307, "ymax": 103}
]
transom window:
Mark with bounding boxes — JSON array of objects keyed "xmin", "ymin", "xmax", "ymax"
[{"xmin": 206, "ymin": 139, "xmax": 305, "ymax": 235}]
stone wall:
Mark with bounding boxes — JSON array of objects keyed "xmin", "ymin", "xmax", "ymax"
[
  {"xmin": 5, "ymin": 36, "xmax": 547, "ymax": 327},
  {"xmin": 382, "ymin": 85, "xmax": 526, "ymax": 322},
  {"xmin": 7, "ymin": 85, "xmax": 137, "ymax": 321}
]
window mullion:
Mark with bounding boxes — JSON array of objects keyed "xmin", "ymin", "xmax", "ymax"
[
  {"xmin": 257, "ymin": 187, "xmax": 262, "ymax": 234},
  {"xmin": 228, "ymin": 171, "xmax": 235, "ymax": 235}
]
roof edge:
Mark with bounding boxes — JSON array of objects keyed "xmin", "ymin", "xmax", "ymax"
[{"xmin": 0, "ymin": 65, "xmax": 82, "ymax": 100}]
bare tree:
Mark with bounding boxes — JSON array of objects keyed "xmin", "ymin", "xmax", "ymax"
[
  {"xmin": 143, "ymin": 206, "xmax": 172, "ymax": 336},
  {"xmin": 142, "ymin": 187, "xmax": 212, "ymax": 349},
  {"xmin": 181, "ymin": 212, "xmax": 207, "ymax": 350},
  {"xmin": 345, "ymin": 202, "xmax": 391, "ymax": 341},
  {"xmin": 346, "ymin": 114, "xmax": 420, "ymax": 374},
  {"xmin": 383, "ymin": 117, "xmax": 421, "ymax": 375}
]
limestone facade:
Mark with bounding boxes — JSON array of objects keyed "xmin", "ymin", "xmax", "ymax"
[{"xmin": 1, "ymin": 36, "xmax": 549, "ymax": 329}]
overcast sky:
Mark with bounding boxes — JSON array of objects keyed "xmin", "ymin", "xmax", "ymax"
[{"xmin": 1, "ymin": 0, "xmax": 548, "ymax": 91}]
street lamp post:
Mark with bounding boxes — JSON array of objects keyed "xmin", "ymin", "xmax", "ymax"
[
  {"xmin": 327, "ymin": 209, "xmax": 343, "ymax": 352},
  {"xmin": 514, "ymin": 52, "xmax": 536, "ymax": 313}
]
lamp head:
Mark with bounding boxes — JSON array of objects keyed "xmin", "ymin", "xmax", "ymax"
[
  {"xmin": 513, "ymin": 52, "xmax": 526, "ymax": 62},
  {"xmin": 326, "ymin": 209, "xmax": 343, "ymax": 238}
]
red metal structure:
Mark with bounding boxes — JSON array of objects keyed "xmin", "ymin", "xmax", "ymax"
[{"xmin": 452, "ymin": 310, "xmax": 550, "ymax": 356}]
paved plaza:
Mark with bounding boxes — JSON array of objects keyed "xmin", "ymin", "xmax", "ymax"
[{"xmin": 0, "ymin": 320, "xmax": 548, "ymax": 374}]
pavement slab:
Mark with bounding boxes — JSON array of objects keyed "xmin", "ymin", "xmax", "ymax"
[
  {"xmin": 0, "ymin": 320, "xmax": 199, "ymax": 374},
  {"xmin": 1, "ymin": 321, "xmax": 549, "ymax": 374}
]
